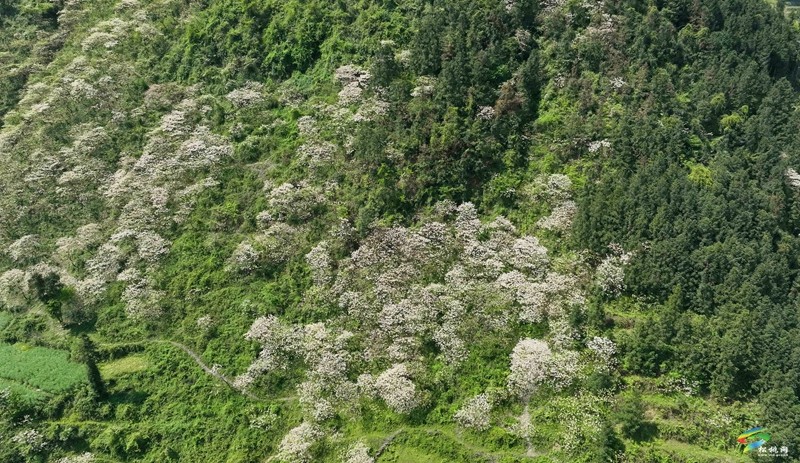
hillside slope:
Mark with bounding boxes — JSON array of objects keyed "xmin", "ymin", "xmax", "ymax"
[{"xmin": 1, "ymin": 0, "xmax": 800, "ymax": 462}]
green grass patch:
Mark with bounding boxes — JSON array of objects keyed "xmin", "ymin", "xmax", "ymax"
[
  {"xmin": 657, "ymin": 440, "xmax": 750, "ymax": 463},
  {"xmin": 100, "ymin": 354, "xmax": 150, "ymax": 379},
  {"xmin": 0, "ymin": 342, "xmax": 87, "ymax": 394},
  {"xmin": 380, "ymin": 445, "xmax": 448, "ymax": 463}
]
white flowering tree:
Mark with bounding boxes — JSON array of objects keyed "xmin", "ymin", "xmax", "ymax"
[
  {"xmin": 595, "ymin": 243, "xmax": 633, "ymax": 296},
  {"xmin": 454, "ymin": 393, "xmax": 492, "ymax": 431},
  {"xmin": 508, "ymin": 338, "xmax": 554, "ymax": 399},
  {"xmin": 373, "ymin": 363, "xmax": 420, "ymax": 414},
  {"xmin": 0, "ymin": 269, "xmax": 31, "ymax": 310},
  {"xmin": 342, "ymin": 441, "xmax": 374, "ymax": 463},
  {"xmin": 272, "ymin": 422, "xmax": 323, "ymax": 463}
]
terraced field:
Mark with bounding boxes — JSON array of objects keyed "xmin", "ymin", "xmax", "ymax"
[{"xmin": 0, "ymin": 343, "xmax": 87, "ymax": 400}]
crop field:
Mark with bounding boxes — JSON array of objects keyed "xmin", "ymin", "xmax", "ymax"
[
  {"xmin": 0, "ymin": 343, "xmax": 87, "ymax": 397},
  {"xmin": 99, "ymin": 354, "xmax": 149, "ymax": 380},
  {"xmin": 0, "ymin": 377, "xmax": 45, "ymax": 402}
]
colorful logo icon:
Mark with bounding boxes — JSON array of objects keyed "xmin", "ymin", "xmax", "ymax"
[{"xmin": 737, "ymin": 427, "xmax": 771, "ymax": 453}]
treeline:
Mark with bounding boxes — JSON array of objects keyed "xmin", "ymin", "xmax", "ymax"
[{"xmin": 571, "ymin": 0, "xmax": 800, "ymax": 452}]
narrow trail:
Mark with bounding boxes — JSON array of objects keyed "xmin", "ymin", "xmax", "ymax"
[
  {"xmin": 375, "ymin": 429, "xmax": 403, "ymax": 459},
  {"xmin": 148, "ymin": 339, "xmax": 269, "ymax": 401},
  {"xmin": 101, "ymin": 339, "xmax": 277, "ymax": 401}
]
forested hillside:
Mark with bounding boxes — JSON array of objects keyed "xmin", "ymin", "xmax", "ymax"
[{"xmin": 1, "ymin": 0, "xmax": 800, "ymax": 462}]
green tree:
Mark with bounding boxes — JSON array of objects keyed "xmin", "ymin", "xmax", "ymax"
[{"xmin": 74, "ymin": 334, "xmax": 107, "ymax": 399}]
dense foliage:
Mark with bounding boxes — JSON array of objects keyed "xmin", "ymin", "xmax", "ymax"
[{"xmin": 1, "ymin": 0, "xmax": 800, "ymax": 461}]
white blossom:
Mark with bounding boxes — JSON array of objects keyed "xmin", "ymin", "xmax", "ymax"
[
  {"xmin": 296, "ymin": 116, "xmax": 318, "ymax": 137},
  {"xmin": 226, "ymin": 81, "xmax": 264, "ymax": 108},
  {"xmin": 477, "ymin": 106, "xmax": 495, "ymax": 120},
  {"xmin": 196, "ymin": 315, "xmax": 214, "ymax": 330},
  {"xmin": 254, "ymin": 222, "xmax": 301, "ymax": 265},
  {"xmin": 410, "ymin": 76, "xmax": 436, "ymax": 98},
  {"xmin": 136, "ymin": 230, "xmax": 170, "ymax": 262},
  {"xmin": 297, "ymin": 380, "xmax": 335, "ymax": 422},
  {"xmin": 228, "ymin": 241, "xmax": 260, "ymax": 274},
  {"xmin": 0, "ymin": 269, "xmax": 30, "ymax": 309},
  {"xmin": 587, "ymin": 336, "xmax": 617, "ymax": 371},
  {"xmin": 85, "ymin": 243, "xmax": 123, "ymax": 280},
  {"xmin": 82, "ymin": 31, "xmax": 118, "ymax": 51},
  {"xmin": 536, "ymin": 200, "xmax": 577, "ymax": 231},
  {"xmin": 514, "ymin": 29, "xmax": 532, "ymax": 50},
  {"xmin": 352, "ymin": 97, "xmax": 390, "ymax": 123},
  {"xmin": 75, "ymin": 277, "xmax": 106, "ymax": 303},
  {"xmin": 587, "ymin": 139, "xmax": 611, "ymax": 153},
  {"xmin": 786, "ymin": 168, "xmax": 800, "ymax": 189},
  {"xmin": 542, "ymin": 173, "xmax": 573, "ymax": 200},
  {"xmin": 8, "ymin": 235, "xmax": 39, "ymax": 262},
  {"xmin": 454, "ymin": 202, "xmax": 481, "ymax": 241},
  {"xmin": 596, "ymin": 245, "xmax": 632, "ymax": 296},
  {"xmin": 235, "ymin": 315, "xmax": 298, "ymax": 389},
  {"xmin": 374, "ymin": 363, "xmax": 419, "ymax": 414},
  {"xmin": 338, "ymin": 83, "xmax": 364, "ymax": 106},
  {"xmin": 297, "ymin": 141, "xmax": 336, "ymax": 167},
  {"xmin": 265, "ymin": 182, "xmax": 322, "ymax": 222},
  {"xmin": 508, "ymin": 338, "xmax": 553, "ymax": 398},
  {"xmin": 249, "ymin": 411, "xmax": 278, "ymax": 430},
  {"xmin": 510, "ymin": 236, "xmax": 549, "ymax": 274},
  {"xmin": 395, "ymin": 49, "xmax": 412, "ymax": 66},
  {"xmin": 273, "ymin": 422, "xmax": 323, "ymax": 463},
  {"xmin": 11, "ymin": 429, "xmax": 46, "ymax": 452},
  {"xmin": 454, "ymin": 393, "xmax": 492, "ymax": 430},
  {"xmin": 55, "ymin": 453, "xmax": 95, "ymax": 463},
  {"xmin": 334, "ymin": 65, "xmax": 371, "ymax": 85},
  {"xmin": 343, "ymin": 441, "xmax": 374, "ymax": 463},
  {"xmin": 610, "ymin": 77, "xmax": 627, "ymax": 89},
  {"xmin": 121, "ymin": 277, "xmax": 164, "ymax": 319}
]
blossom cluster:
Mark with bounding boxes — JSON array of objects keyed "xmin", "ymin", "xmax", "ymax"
[
  {"xmin": 477, "ymin": 106, "xmax": 496, "ymax": 120},
  {"xmin": 508, "ymin": 338, "xmax": 580, "ymax": 398},
  {"xmin": 610, "ymin": 77, "xmax": 627, "ymax": 89},
  {"xmin": 454, "ymin": 393, "xmax": 493, "ymax": 430},
  {"xmin": 233, "ymin": 315, "xmax": 299, "ymax": 390},
  {"xmin": 411, "ymin": 76, "xmax": 436, "ymax": 98},
  {"xmin": 371, "ymin": 363, "xmax": 420, "ymax": 414},
  {"xmin": 535, "ymin": 174, "xmax": 577, "ymax": 231},
  {"xmin": 265, "ymin": 181, "xmax": 325, "ymax": 223},
  {"xmin": 0, "ymin": 269, "xmax": 31, "ymax": 310},
  {"xmin": 587, "ymin": 139, "xmax": 612, "ymax": 153},
  {"xmin": 343, "ymin": 441, "xmax": 374, "ymax": 463},
  {"xmin": 786, "ymin": 168, "xmax": 800, "ymax": 189},
  {"xmin": 7, "ymin": 235, "xmax": 39, "ymax": 263},
  {"xmin": 237, "ymin": 199, "xmax": 596, "ymax": 447},
  {"xmin": 273, "ymin": 422, "xmax": 323, "ymax": 463},
  {"xmin": 226, "ymin": 81, "xmax": 264, "ymax": 108},
  {"xmin": 587, "ymin": 336, "xmax": 617, "ymax": 372},
  {"xmin": 55, "ymin": 453, "xmax": 95, "ymax": 463},
  {"xmin": 11, "ymin": 429, "xmax": 47, "ymax": 453},
  {"xmin": 554, "ymin": 393, "xmax": 606, "ymax": 455},
  {"xmin": 249, "ymin": 411, "xmax": 278, "ymax": 431},
  {"xmin": 121, "ymin": 274, "xmax": 164, "ymax": 319},
  {"xmin": 335, "ymin": 64, "xmax": 371, "ymax": 106},
  {"xmin": 306, "ymin": 241, "xmax": 332, "ymax": 286},
  {"xmin": 595, "ymin": 243, "xmax": 633, "ymax": 296}
]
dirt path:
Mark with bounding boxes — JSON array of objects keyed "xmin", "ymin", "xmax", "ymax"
[
  {"xmin": 375, "ymin": 429, "xmax": 404, "ymax": 459},
  {"xmin": 148, "ymin": 340, "xmax": 265, "ymax": 400}
]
